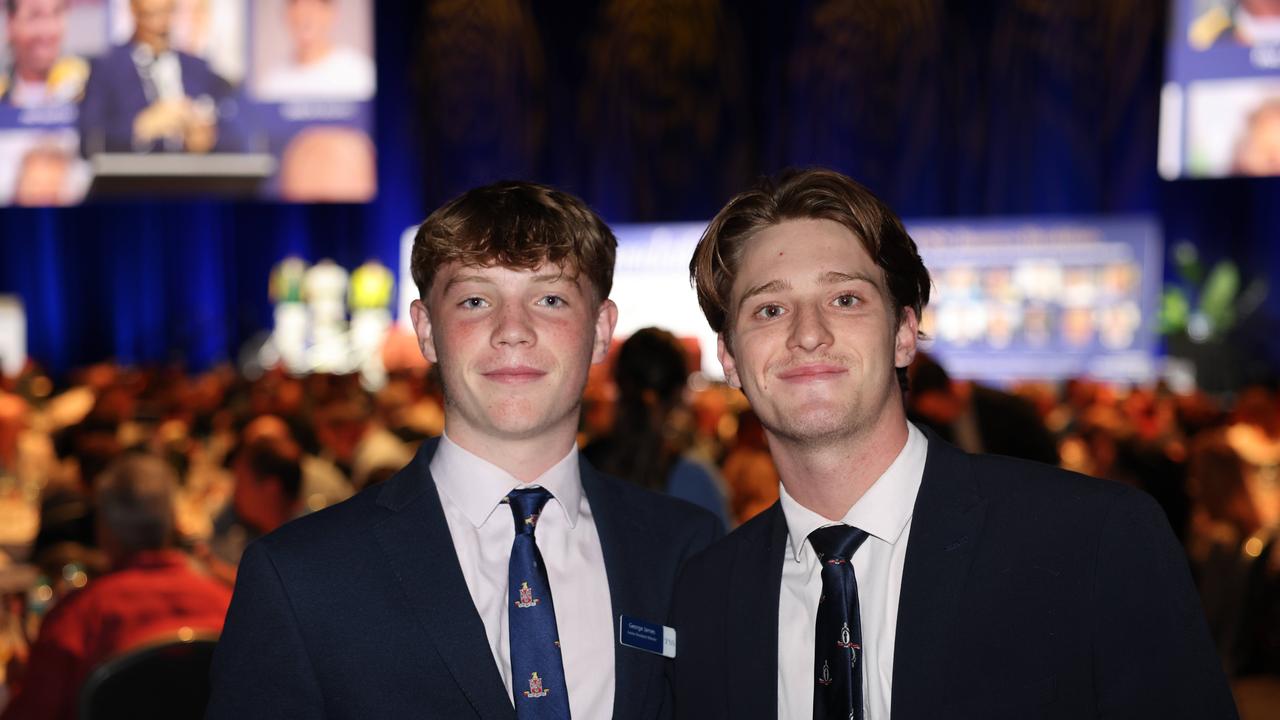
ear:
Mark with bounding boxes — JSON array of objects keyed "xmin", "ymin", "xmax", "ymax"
[
  {"xmin": 717, "ymin": 333, "xmax": 741, "ymax": 389},
  {"xmin": 591, "ymin": 299, "xmax": 619, "ymax": 364},
  {"xmin": 894, "ymin": 306, "xmax": 919, "ymax": 369},
  {"xmin": 409, "ymin": 299, "xmax": 439, "ymax": 364}
]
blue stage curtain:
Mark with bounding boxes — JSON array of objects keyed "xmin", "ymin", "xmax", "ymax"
[{"xmin": 1, "ymin": 0, "xmax": 1278, "ymax": 376}]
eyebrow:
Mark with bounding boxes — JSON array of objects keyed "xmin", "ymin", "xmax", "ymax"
[
  {"xmin": 739, "ymin": 271, "xmax": 881, "ymax": 305},
  {"xmin": 821, "ymin": 270, "xmax": 882, "ymax": 291},
  {"xmin": 739, "ymin": 279, "xmax": 791, "ymax": 305},
  {"xmin": 441, "ymin": 270, "xmax": 580, "ymax": 294}
]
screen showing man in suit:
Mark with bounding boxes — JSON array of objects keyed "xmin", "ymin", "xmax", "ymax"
[
  {"xmin": 207, "ymin": 181, "xmax": 721, "ymax": 720},
  {"xmin": 670, "ymin": 167, "xmax": 1238, "ymax": 719},
  {"xmin": 78, "ymin": 0, "xmax": 231, "ymax": 154}
]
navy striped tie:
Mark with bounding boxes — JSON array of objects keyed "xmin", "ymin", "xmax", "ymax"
[{"xmin": 506, "ymin": 487, "xmax": 571, "ymax": 719}]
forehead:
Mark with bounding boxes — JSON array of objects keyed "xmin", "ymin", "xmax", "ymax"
[
  {"xmin": 733, "ymin": 218, "xmax": 877, "ymax": 289},
  {"xmin": 433, "ymin": 259, "xmax": 584, "ymax": 289}
]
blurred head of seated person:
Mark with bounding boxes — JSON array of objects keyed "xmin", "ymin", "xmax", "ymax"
[
  {"xmin": 583, "ymin": 327, "xmax": 729, "ymax": 525},
  {"xmin": 278, "ymin": 126, "xmax": 376, "ymax": 202},
  {"xmin": 0, "ymin": 453, "xmax": 231, "ymax": 720},
  {"xmin": 232, "ymin": 435, "xmax": 303, "ymax": 537},
  {"xmin": 0, "ymin": 0, "xmax": 87, "ymax": 108},
  {"xmin": 1233, "ymin": 98, "xmax": 1280, "ymax": 176},
  {"xmin": 12, "ymin": 143, "xmax": 71, "ymax": 207}
]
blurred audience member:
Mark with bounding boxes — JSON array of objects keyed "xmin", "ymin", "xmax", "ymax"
[
  {"xmin": 258, "ymin": 0, "xmax": 374, "ymax": 101},
  {"xmin": 1188, "ymin": 432, "xmax": 1280, "ymax": 677},
  {"xmin": 720, "ymin": 409, "xmax": 778, "ymax": 524},
  {"xmin": 0, "ymin": 454, "xmax": 230, "ymax": 720},
  {"xmin": 907, "ymin": 352, "xmax": 1059, "ymax": 465},
  {"xmin": 314, "ymin": 393, "xmax": 408, "ymax": 492},
  {"xmin": 0, "ymin": 391, "xmax": 55, "ymax": 493},
  {"xmin": 208, "ymin": 434, "xmax": 304, "ymax": 574},
  {"xmin": 278, "ymin": 126, "xmax": 376, "ymax": 202},
  {"xmin": 584, "ymin": 327, "xmax": 730, "ymax": 527},
  {"xmin": 0, "ymin": 0, "xmax": 87, "ymax": 108},
  {"xmin": 241, "ymin": 413, "xmax": 349, "ymax": 511}
]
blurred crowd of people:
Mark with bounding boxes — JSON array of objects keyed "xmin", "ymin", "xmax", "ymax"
[{"xmin": 0, "ymin": 330, "xmax": 1278, "ymax": 714}]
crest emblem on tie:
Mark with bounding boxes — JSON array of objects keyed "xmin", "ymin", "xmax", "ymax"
[
  {"xmin": 525, "ymin": 512, "xmax": 540, "ymax": 528},
  {"xmin": 523, "ymin": 672, "xmax": 549, "ymax": 698},
  {"xmin": 514, "ymin": 581, "xmax": 540, "ymax": 608},
  {"xmin": 817, "ymin": 660, "xmax": 833, "ymax": 686},
  {"xmin": 836, "ymin": 622, "xmax": 859, "ymax": 649}
]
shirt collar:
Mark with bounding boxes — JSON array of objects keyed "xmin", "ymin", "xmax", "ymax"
[
  {"xmin": 781, "ymin": 421, "xmax": 928, "ymax": 562},
  {"xmin": 131, "ymin": 43, "xmax": 174, "ymax": 66},
  {"xmin": 430, "ymin": 433, "xmax": 583, "ymax": 529}
]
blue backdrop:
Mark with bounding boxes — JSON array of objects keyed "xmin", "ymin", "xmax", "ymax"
[{"xmin": 1, "ymin": 0, "xmax": 1277, "ymax": 377}]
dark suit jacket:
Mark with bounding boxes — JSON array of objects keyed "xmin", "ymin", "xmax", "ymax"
[
  {"xmin": 208, "ymin": 438, "xmax": 722, "ymax": 719},
  {"xmin": 671, "ymin": 428, "xmax": 1238, "ymax": 719},
  {"xmin": 77, "ymin": 44, "xmax": 236, "ymax": 155}
]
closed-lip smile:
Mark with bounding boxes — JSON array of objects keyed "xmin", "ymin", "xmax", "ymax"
[
  {"xmin": 777, "ymin": 363, "xmax": 846, "ymax": 381},
  {"xmin": 483, "ymin": 365, "xmax": 547, "ymax": 383}
]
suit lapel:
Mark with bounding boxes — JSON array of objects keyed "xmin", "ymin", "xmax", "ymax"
[
  {"xmin": 371, "ymin": 441, "xmax": 515, "ymax": 720},
  {"xmin": 891, "ymin": 429, "xmax": 987, "ymax": 719},
  {"xmin": 726, "ymin": 503, "xmax": 786, "ymax": 720},
  {"xmin": 580, "ymin": 462, "xmax": 659, "ymax": 720}
]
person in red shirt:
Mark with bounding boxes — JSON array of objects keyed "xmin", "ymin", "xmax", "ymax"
[{"xmin": 1, "ymin": 453, "xmax": 231, "ymax": 720}]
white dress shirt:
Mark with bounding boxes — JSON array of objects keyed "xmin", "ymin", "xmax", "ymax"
[
  {"xmin": 777, "ymin": 422, "xmax": 927, "ymax": 719},
  {"xmin": 431, "ymin": 434, "xmax": 616, "ymax": 718},
  {"xmin": 130, "ymin": 44, "xmax": 185, "ymax": 101}
]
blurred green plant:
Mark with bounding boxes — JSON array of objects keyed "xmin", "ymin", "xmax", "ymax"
[{"xmin": 1160, "ymin": 240, "xmax": 1268, "ymax": 343}]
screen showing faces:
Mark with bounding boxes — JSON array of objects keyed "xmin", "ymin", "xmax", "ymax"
[
  {"xmin": 0, "ymin": 0, "xmax": 375, "ymax": 205},
  {"xmin": 1161, "ymin": 0, "xmax": 1280, "ymax": 179},
  {"xmin": 579, "ymin": 217, "xmax": 1163, "ymax": 383}
]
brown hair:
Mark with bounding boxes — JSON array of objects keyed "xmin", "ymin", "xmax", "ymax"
[
  {"xmin": 94, "ymin": 453, "xmax": 177, "ymax": 554},
  {"xmin": 690, "ymin": 167, "xmax": 931, "ymax": 336},
  {"xmin": 411, "ymin": 181, "xmax": 617, "ymax": 302}
]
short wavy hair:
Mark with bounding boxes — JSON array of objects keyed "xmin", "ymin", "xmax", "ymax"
[
  {"xmin": 411, "ymin": 181, "xmax": 616, "ymax": 303},
  {"xmin": 689, "ymin": 167, "xmax": 931, "ymax": 336}
]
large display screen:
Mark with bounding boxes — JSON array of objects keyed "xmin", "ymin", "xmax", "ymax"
[
  {"xmin": 0, "ymin": 0, "xmax": 375, "ymax": 205},
  {"xmin": 602, "ymin": 217, "xmax": 1162, "ymax": 384},
  {"xmin": 1160, "ymin": 0, "xmax": 1280, "ymax": 179}
]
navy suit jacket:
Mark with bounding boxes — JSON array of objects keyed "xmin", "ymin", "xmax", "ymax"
[
  {"xmin": 208, "ymin": 439, "xmax": 722, "ymax": 719},
  {"xmin": 78, "ymin": 44, "xmax": 237, "ymax": 155},
  {"xmin": 671, "ymin": 429, "xmax": 1238, "ymax": 719}
]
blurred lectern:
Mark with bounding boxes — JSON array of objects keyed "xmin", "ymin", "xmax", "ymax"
[{"xmin": 87, "ymin": 153, "xmax": 276, "ymax": 197}]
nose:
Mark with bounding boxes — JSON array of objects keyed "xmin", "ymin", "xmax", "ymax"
[
  {"xmin": 787, "ymin": 302, "xmax": 833, "ymax": 353},
  {"xmin": 491, "ymin": 302, "xmax": 535, "ymax": 348}
]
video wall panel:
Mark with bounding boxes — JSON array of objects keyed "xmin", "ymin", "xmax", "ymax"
[
  {"xmin": 1160, "ymin": 0, "xmax": 1280, "ymax": 179},
  {"xmin": 0, "ymin": 0, "xmax": 375, "ymax": 205}
]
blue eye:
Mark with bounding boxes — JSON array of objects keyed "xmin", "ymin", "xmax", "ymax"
[
  {"xmin": 460, "ymin": 297, "xmax": 487, "ymax": 309},
  {"xmin": 539, "ymin": 295, "xmax": 567, "ymax": 308},
  {"xmin": 834, "ymin": 294, "xmax": 859, "ymax": 308}
]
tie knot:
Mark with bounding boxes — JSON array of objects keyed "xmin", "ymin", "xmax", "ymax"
[
  {"xmin": 808, "ymin": 524, "xmax": 869, "ymax": 563},
  {"xmin": 506, "ymin": 487, "xmax": 554, "ymax": 536}
]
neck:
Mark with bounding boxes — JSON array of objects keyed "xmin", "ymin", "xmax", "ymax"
[
  {"xmin": 135, "ymin": 36, "xmax": 168, "ymax": 54},
  {"xmin": 15, "ymin": 67, "xmax": 48, "ymax": 84},
  {"xmin": 769, "ymin": 410, "xmax": 909, "ymax": 521},
  {"xmin": 296, "ymin": 41, "xmax": 332, "ymax": 65},
  {"xmin": 445, "ymin": 424, "xmax": 578, "ymax": 483}
]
